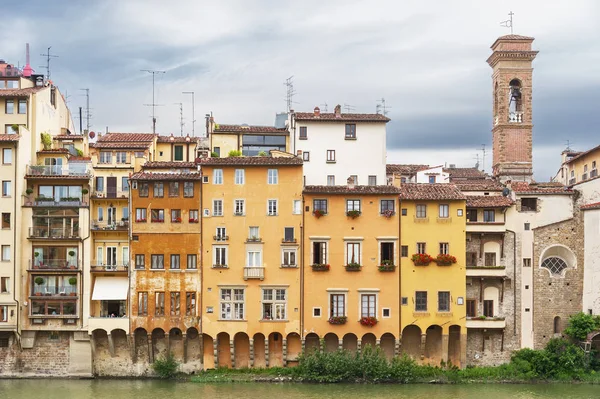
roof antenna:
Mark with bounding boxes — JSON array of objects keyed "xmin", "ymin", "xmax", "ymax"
[
  {"xmin": 319, "ymin": 102, "xmax": 328, "ymax": 112},
  {"xmin": 284, "ymin": 76, "xmax": 297, "ymax": 112},
  {"xmin": 141, "ymin": 69, "xmax": 166, "ymax": 134},
  {"xmin": 174, "ymin": 102, "xmax": 184, "ymax": 136},
  {"xmin": 480, "ymin": 144, "xmax": 487, "ymax": 173},
  {"xmin": 376, "ymin": 98, "xmax": 391, "ymax": 116},
  {"xmin": 500, "ymin": 11, "xmax": 514, "ymax": 34},
  {"xmin": 39, "ymin": 46, "xmax": 58, "ymax": 81},
  {"xmin": 343, "ymin": 103, "xmax": 355, "ymax": 113}
]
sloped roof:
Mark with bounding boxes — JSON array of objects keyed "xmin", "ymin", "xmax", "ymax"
[
  {"xmin": 386, "ymin": 164, "xmax": 430, "ymax": 175},
  {"xmin": 466, "ymin": 195, "xmax": 514, "ymax": 208},
  {"xmin": 444, "ymin": 167, "xmax": 486, "ymax": 180},
  {"xmin": 0, "ymin": 134, "xmax": 20, "ymax": 142},
  {"xmin": 510, "ymin": 181, "xmax": 572, "ymax": 195},
  {"xmin": 93, "ymin": 142, "xmax": 151, "ymax": 149},
  {"xmin": 0, "ymin": 86, "xmax": 46, "ymax": 97},
  {"xmin": 303, "ymin": 185, "xmax": 401, "ymax": 195},
  {"xmin": 564, "ymin": 144, "xmax": 600, "ymax": 165},
  {"xmin": 497, "ymin": 34, "xmax": 535, "ymax": 41},
  {"xmin": 196, "ymin": 156, "xmax": 302, "ymax": 166},
  {"xmin": 156, "ymin": 135, "xmax": 198, "ymax": 143},
  {"xmin": 294, "ymin": 112, "xmax": 390, "ymax": 123},
  {"xmin": 97, "ymin": 133, "xmax": 155, "ymax": 142},
  {"xmin": 399, "ymin": 184, "xmax": 465, "ymax": 201},
  {"xmin": 454, "ymin": 179, "xmax": 504, "ymax": 192},
  {"xmin": 129, "ymin": 172, "xmax": 202, "ymax": 181},
  {"xmin": 142, "ymin": 161, "xmax": 196, "ymax": 169},
  {"xmin": 53, "ymin": 135, "xmax": 84, "ymax": 140},
  {"xmin": 213, "ymin": 124, "xmax": 288, "ymax": 134},
  {"xmin": 581, "ymin": 202, "xmax": 600, "ymax": 211}
]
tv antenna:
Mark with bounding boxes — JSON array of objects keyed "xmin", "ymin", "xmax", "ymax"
[
  {"xmin": 565, "ymin": 140, "xmax": 574, "ymax": 152},
  {"xmin": 473, "ymin": 153, "xmax": 480, "ymax": 170},
  {"xmin": 284, "ymin": 76, "xmax": 297, "ymax": 112},
  {"xmin": 80, "ymin": 88, "xmax": 92, "ymax": 132},
  {"xmin": 376, "ymin": 98, "xmax": 391, "ymax": 116},
  {"xmin": 40, "ymin": 46, "xmax": 59, "ymax": 81},
  {"xmin": 500, "ymin": 11, "xmax": 515, "ymax": 34},
  {"xmin": 141, "ymin": 69, "xmax": 165, "ymax": 134},
  {"xmin": 174, "ymin": 102, "xmax": 184, "ymax": 136},
  {"xmin": 319, "ymin": 102, "xmax": 328, "ymax": 112},
  {"xmin": 480, "ymin": 144, "xmax": 487, "ymax": 173},
  {"xmin": 182, "ymin": 91, "xmax": 196, "ymax": 136},
  {"xmin": 343, "ymin": 103, "xmax": 355, "ymax": 113}
]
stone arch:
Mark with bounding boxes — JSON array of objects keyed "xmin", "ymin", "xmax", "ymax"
[
  {"xmin": 592, "ymin": 334, "xmax": 600, "ymax": 359},
  {"xmin": 202, "ymin": 334, "xmax": 215, "ymax": 369},
  {"xmin": 234, "ymin": 332, "xmax": 250, "ymax": 368},
  {"xmin": 401, "ymin": 325, "xmax": 421, "ymax": 359},
  {"xmin": 186, "ymin": 327, "xmax": 202, "ymax": 363},
  {"xmin": 133, "ymin": 328, "xmax": 149, "ymax": 363},
  {"xmin": 268, "ymin": 332, "xmax": 284, "ymax": 367},
  {"xmin": 483, "ymin": 286, "xmax": 500, "ymax": 317},
  {"xmin": 425, "ymin": 325, "xmax": 443, "ymax": 365},
  {"xmin": 253, "ymin": 333, "xmax": 266, "ymax": 368},
  {"xmin": 92, "ymin": 329, "xmax": 110, "ymax": 357},
  {"xmin": 169, "ymin": 328, "xmax": 184, "ymax": 361},
  {"xmin": 304, "ymin": 333, "xmax": 320, "ymax": 353},
  {"xmin": 482, "ymin": 241, "xmax": 501, "ymax": 266},
  {"xmin": 553, "ymin": 316, "xmax": 562, "ymax": 334},
  {"xmin": 539, "ymin": 244, "xmax": 577, "ymax": 277},
  {"xmin": 362, "ymin": 333, "xmax": 376, "ymax": 350},
  {"xmin": 216, "ymin": 332, "xmax": 232, "ymax": 368},
  {"xmin": 342, "ymin": 333, "xmax": 358, "ymax": 352},
  {"xmin": 380, "ymin": 333, "xmax": 395, "ymax": 360},
  {"xmin": 110, "ymin": 328, "xmax": 129, "ymax": 358},
  {"xmin": 152, "ymin": 328, "xmax": 167, "ymax": 361},
  {"xmin": 448, "ymin": 325, "xmax": 461, "ymax": 368},
  {"xmin": 324, "ymin": 333, "xmax": 339, "ymax": 353},
  {"xmin": 286, "ymin": 333, "xmax": 302, "ymax": 366}
]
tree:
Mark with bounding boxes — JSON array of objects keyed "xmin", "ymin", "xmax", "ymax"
[{"xmin": 564, "ymin": 312, "xmax": 600, "ymax": 341}]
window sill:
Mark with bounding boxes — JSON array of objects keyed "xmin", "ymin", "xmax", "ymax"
[
  {"xmin": 218, "ymin": 319, "xmax": 247, "ymax": 322},
  {"xmin": 260, "ymin": 319, "xmax": 289, "ymax": 323},
  {"xmin": 280, "ymin": 264, "xmax": 298, "ymax": 268},
  {"xmin": 233, "ymin": 213, "xmax": 245, "ymax": 217},
  {"xmin": 344, "ymin": 137, "xmax": 357, "ymax": 141},
  {"xmin": 169, "ymin": 269, "xmax": 181, "ymax": 272},
  {"xmin": 149, "ymin": 269, "xmax": 165, "ymax": 272},
  {"xmin": 326, "ymin": 161, "xmax": 336, "ymax": 164},
  {"xmin": 266, "ymin": 214, "xmax": 279, "ymax": 217},
  {"xmin": 298, "ymin": 137, "xmax": 307, "ymax": 140}
]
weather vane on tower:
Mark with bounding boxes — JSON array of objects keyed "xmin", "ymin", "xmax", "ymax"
[{"xmin": 500, "ymin": 11, "xmax": 515, "ymax": 34}]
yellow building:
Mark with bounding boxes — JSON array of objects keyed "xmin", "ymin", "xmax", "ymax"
[
  {"xmin": 554, "ymin": 145, "xmax": 600, "ymax": 186},
  {"xmin": 209, "ymin": 123, "xmax": 289, "ymax": 157},
  {"xmin": 154, "ymin": 134, "xmax": 199, "ymax": 162},
  {"xmin": 302, "ymin": 183, "xmax": 401, "ymax": 357},
  {"xmin": 199, "ymin": 156, "xmax": 303, "ymax": 368},
  {"xmin": 399, "ymin": 183, "xmax": 466, "ymax": 367}
]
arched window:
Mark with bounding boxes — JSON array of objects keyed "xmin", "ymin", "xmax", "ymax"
[
  {"xmin": 542, "ymin": 257, "xmax": 568, "ymax": 275},
  {"xmin": 539, "ymin": 245, "xmax": 576, "ymax": 277},
  {"xmin": 554, "ymin": 316, "xmax": 561, "ymax": 334},
  {"xmin": 508, "ymin": 79, "xmax": 523, "ymax": 122}
]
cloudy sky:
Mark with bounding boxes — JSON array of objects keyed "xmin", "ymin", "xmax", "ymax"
[{"xmin": 2, "ymin": 0, "xmax": 599, "ymax": 180}]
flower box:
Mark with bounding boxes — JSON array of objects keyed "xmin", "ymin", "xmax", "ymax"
[
  {"xmin": 345, "ymin": 263, "xmax": 362, "ymax": 271},
  {"xmin": 189, "ymin": 219, "xmax": 199, "ymax": 223},
  {"xmin": 436, "ymin": 254, "xmax": 457, "ymax": 266},
  {"xmin": 172, "ymin": 217, "xmax": 182, "ymax": 223},
  {"xmin": 359, "ymin": 316, "xmax": 378, "ymax": 327},
  {"xmin": 313, "ymin": 210, "xmax": 325, "ymax": 218},
  {"xmin": 378, "ymin": 263, "xmax": 395, "ymax": 272},
  {"xmin": 311, "ymin": 264, "xmax": 330, "ymax": 271},
  {"xmin": 136, "ymin": 218, "xmax": 147, "ymax": 223},
  {"xmin": 412, "ymin": 253, "xmax": 433, "ymax": 266},
  {"xmin": 328, "ymin": 316, "xmax": 347, "ymax": 325},
  {"xmin": 151, "ymin": 219, "xmax": 164, "ymax": 223},
  {"xmin": 346, "ymin": 210, "xmax": 361, "ymax": 219},
  {"xmin": 381, "ymin": 209, "xmax": 396, "ymax": 218}
]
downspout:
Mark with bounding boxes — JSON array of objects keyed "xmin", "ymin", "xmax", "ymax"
[
  {"xmin": 80, "ymin": 172, "xmax": 92, "ymax": 328},
  {"xmin": 398, "ymin": 197, "xmax": 402, "ymax": 337},
  {"xmin": 12, "ymin": 140, "xmax": 20, "ymax": 345},
  {"xmin": 199, "ymin": 166, "xmax": 204, "ymax": 343},
  {"xmin": 506, "ymin": 229, "xmax": 517, "ymax": 336},
  {"xmin": 300, "ymin": 192, "xmax": 305, "ymax": 342}
]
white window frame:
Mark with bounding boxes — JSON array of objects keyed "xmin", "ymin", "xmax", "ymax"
[
  {"xmin": 216, "ymin": 227, "xmax": 226, "ymax": 239},
  {"xmin": 249, "ymin": 226, "xmax": 259, "ymax": 239},
  {"xmin": 1, "ymin": 245, "xmax": 10, "ymax": 261},
  {"xmin": 261, "ymin": 288, "xmax": 287, "ymax": 321},
  {"xmin": 439, "ymin": 204, "xmax": 449, "ymax": 218},
  {"xmin": 379, "ymin": 241, "xmax": 396, "ymax": 265},
  {"xmin": 234, "ymin": 199, "xmax": 245, "ymax": 216},
  {"xmin": 312, "ymin": 307, "xmax": 322, "ymax": 317},
  {"xmin": 247, "ymin": 250, "xmax": 262, "ymax": 267},
  {"xmin": 292, "ymin": 200, "xmax": 302, "ymax": 215},
  {"xmin": 438, "ymin": 291, "xmax": 451, "ymax": 312},
  {"xmin": 416, "ymin": 204, "xmax": 427, "ymax": 218},
  {"xmin": 345, "ymin": 242, "xmax": 361, "ymax": 265},
  {"xmin": 311, "ymin": 240, "xmax": 329, "ymax": 265},
  {"xmin": 213, "ymin": 246, "xmax": 228, "ymax": 267},
  {"xmin": 220, "ymin": 288, "xmax": 245, "ymax": 320},
  {"xmin": 359, "ymin": 292, "xmax": 378, "ymax": 319},
  {"xmin": 417, "ymin": 242, "xmax": 426, "ymax": 254},
  {"xmin": 303, "ymin": 151, "xmax": 310, "ymax": 161},
  {"xmin": 267, "ymin": 169, "xmax": 278, "ymax": 185},
  {"xmin": 439, "ymin": 242, "xmax": 449, "ymax": 255},
  {"xmin": 281, "ymin": 247, "xmax": 297, "ymax": 267},
  {"xmin": 327, "ymin": 175, "xmax": 335, "ymax": 186},
  {"xmin": 267, "ymin": 199, "xmax": 278, "ymax": 216},
  {"xmin": 368, "ymin": 175, "xmax": 377, "ymax": 186},
  {"xmin": 234, "ymin": 169, "xmax": 245, "ymax": 185},
  {"xmin": 213, "ymin": 199, "xmax": 223, "ymax": 216},
  {"xmin": 213, "ymin": 169, "xmax": 223, "ymax": 185},
  {"xmin": 2, "ymin": 181, "xmax": 11, "ymax": 197},
  {"xmin": 346, "ymin": 199, "xmax": 361, "ymax": 212},
  {"xmin": 2, "ymin": 148, "xmax": 12, "ymax": 165},
  {"xmin": 328, "ymin": 292, "xmax": 347, "ymax": 318}
]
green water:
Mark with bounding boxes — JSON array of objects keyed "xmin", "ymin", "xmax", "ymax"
[{"xmin": 1, "ymin": 380, "xmax": 599, "ymax": 399}]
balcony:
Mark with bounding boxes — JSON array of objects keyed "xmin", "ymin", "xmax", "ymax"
[
  {"xmin": 246, "ymin": 237, "xmax": 262, "ymax": 243},
  {"xmin": 26, "ymin": 165, "xmax": 91, "ymax": 179},
  {"xmin": 90, "ymin": 262, "xmax": 129, "ymax": 273},
  {"xmin": 31, "ymin": 285, "xmax": 77, "ymax": 297},
  {"xmin": 91, "ymin": 190, "xmax": 129, "ymax": 199},
  {"xmin": 29, "ymin": 259, "xmax": 80, "ymax": 271},
  {"xmin": 88, "ymin": 317, "xmax": 129, "ymax": 332},
  {"xmin": 282, "ymin": 238, "xmax": 297, "ymax": 244},
  {"xmin": 96, "ymin": 157, "xmax": 133, "ymax": 168},
  {"xmin": 24, "ymin": 198, "xmax": 86, "ymax": 207},
  {"xmin": 281, "ymin": 263, "xmax": 298, "ymax": 268},
  {"xmin": 466, "ymin": 222, "xmax": 506, "ymax": 233},
  {"xmin": 29, "ymin": 227, "xmax": 81, "ymax": 240},
  {"xmin": 91, "ymin": 220, "xmax": 129, "ymax": 231},
  {"xmin": 568, "ymin": 178, "xmax": 576, "ymax": 185},
  {"xmin": 508, "ymin": 112, "xmax": 523, "ymax": 123},
  {"xmin": 213, "ymin": 235, "xmax": 229, "ymax": 242},
  {"xmin": 466, "ymin": 265, "xmax": 506, "ymax": 278},
  {"xmin": 243, "ymin": 267, "xmax": 265, "ymax": 280},
  {"xmin": 466, "ymin": 317, "xmax": 506, "ymax": 329}
]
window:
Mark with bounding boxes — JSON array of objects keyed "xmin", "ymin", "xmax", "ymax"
[
  {"xmin": 417, "ymin": 242, "xmax": 426, "ymax": 254},
  {"xmin": 466, "ymin": 252, "xmax": 477, "ymax": 267},
  {"xmin": 115, "ymin": 151, "xmax": 127, "ymax": 163},
  {"xmin": 168, "ymin": 182, "xmax": 179, "ymax": 197},
  {"xmin": 267, "ymin": 199, "xmax": 278, "ymax": 216},
  {"xmin": 170, "ymin": 292, "xmax": 181, "ymax": 316},
  {"xmin": 2, "ymin": 148, "xmax": 12, "ymax": 164},
  {"xmin": 249, "ymin": 226, "xmax": 259, "ymax": 239},
  {"xmin": 18, "ymin": 99, "xmax": 27, "ymax": 114},
  {"xmin": 439, "ymin": 204, "xmax": 449, "ymax": 218},
  {"xmin": 521, "ymin": 198, "xmax": 537, "ymax": 212},
  {"xmin": 439, "ymin": 242, "xmax": 449, "ymax": 255},
  {"xmin": 213, "ymin": 169, "xmax": 223, "ymax": 184},
  {"xmin": 189, "ymin": 209, "xmax": 199, "ymax": 222},
  {"xmin": 483, "ymin": 209, "xmax": 495, "ymax": 222},
  {"xmin": 346, "ymin": 199, "xmax": 361, "ymax": 212},
  {"xmin": 416, "ymin": 204, "xmax": 427, "ymax": 218},
  {"xmin": 135, "ymin": 254, "xmax": 145, "ymax": 270},
  {"xmin": 5, "ymin": 99, "xmax": 14, "ymax": 114},
  {"xmin": 267, "ymin": 169, "xmax": 278, "ymax": 184},
  {"xmin": 401, "ymin": 245, "xmax": 408, "ymax": 257},
  {"xmin": 1, "ymin": 213, "xmax": 9, "ymax": 229},
  {"xmin": 368, "ymin": 176, "xmax": 377, "ymax": 186},
  {"xmin": 345, "ymin": 124, "xmax": 356, "ymax": 139},
  {"xmin": 380, "ymin": 200, "xmax": 394, "ymax": 214},
  {"xmin": 284, "ymin": 227, "xmax": 295, "ymax": 242},
  {"xmin": 216, "ymin": 227, "xmax": 226, "ymax": 240},
  {"xmin": 554, "ymin": 316, "xmax": 562, "ymax": 334},
  {"xmin": 5, "ymin": 125, "xmax": 17, "ymax": 134},
  {"xmin": 541, "ymin": 257, "xmax": 568, "ymax": 275},
  {"xmin": 326, "ymin": 150, "xmax": 336, "ymax": 162},
  {"xmin": 438, "ymin": 291, "xmax": 450, "ymax": 312},
  {"xmin": 346, "ymin": 242, "xmax": 360, "ymax": 265},
  {"xmin": 183, "ymin": 182, "xmax": 194, "ymax": 197},
  {"xmin": 186, "ymin": 292, "xmax": 196, "ymax": 316},
  {"xmin": 361, "ymin": 294, "xmax": 376, "ymax": 318},
  {"xmin": 584, "ymin": 164, "xmax": 589, "ymax": 172},
  {"xmin": 0, "ymin": 277, "xmax": 9, "ymax": 293},
  {"xmin": 523, "ymin": 258, "xmax": 531, "ymax": 267},
  {"xmin": 350, "ymin": 175, "xmax": 358, "ymax": 185},
  {"xmin": 174, "ymin": 145, "xmax": 184, "ymax": 161},
  {"xmin": 466, "ymin": 299, "xmax": 476, "ymax": 318},
  {"xmin": 135, "ymin": 208, "xmax": 147, "ymax": 222},
  {"xmin": 220, "ymin": 288, "xmax": 244, "ymax": 320},
  {"xmin": 1, "ymin": 245, "xmax": 10, "ymax": 261},
  {"xmin": 262, "ymin": 288, "xmax": 287, "ymax": 320},
  {"xmin": 155, "ymin": 292, "xmax": 165, "ymax": 316},
  {"xmin": 214, "ymin": 246, "xmax": 227, "ymax": 267},
  {"xmin": 213, "ymin": 147, "xmax": 220, "ymax": 157},
  {"xmin": 170, "ymin": 255, "xmax": 180, "ymax": 270},
  {"xmin": 122, "ymin": 177, "xmax": 129, "ymax": 191},
  {"xmin": 2, "ymin": 181, "xmax": 11, "ymax": 197},
  {"xmin": 483, "ymin": 300, "xmax": 494, "ymax": 317},
  {"xmin": 327, "ymin": 175, "xmax": 335, "ymax": 186},
  {"xmin": 382, "ymin": 308, "xmax": 391, "ymax": 318},
  {"xmin": 415, "ymin": 291, "xmax": 427, "ymax": 311},
  {"xmin": 213, "ymin": 199, "xmax": 223, "ymax": 216},
  {"xmin": 153, "ymin": 182, "xmax": 164, "ymax": 198},
  {"xmin": 457, "ymin": 209, "xmax": 463, "ymax": 217},
  {"xmin": 233, "ymin": 199, "xmax": 245, "ymax": 216},
  {"xmin": 151, "ymin": 254, "xmax": 164, "ymax": 269},
  {"xmin": 247, "ymin": 251, "xmax": 262, "ymax": 267},
  {"xmin": 380, "ymin": 242, "xmax": 394, "ymax": 263},
  {"xmin": 138, "ymin": 292, "xmax": 148, "ymax": 316},
  {"xmin": 524, "ymin": 223, "xmax": 530, "ymax": 231},
  {"xmin": 234, "ymin": 169, "xmax": 245, "ymax": 185},
  {"xmin": 313, "ymin": 199, "xmax": 328, "ymax": 214},
  {"xmin": 99, "ymin": 151, "xmax": 112, "ymax": 164},
  {"xmin": 293, "ymin": 200, "xmax": 301, "ymax": 215},
  {"xmin": 313, "ymin": 308, "xmax": 321, "ymax": 317},
  {"xmin": 151, "ymin": 209, "xmax": 164, "ymax": 222},
  {"xmin": 299, "ymin": 126, "xmax": 307, "ymax": 139},
  {"xmin": 401, "ymin": 208, "xmax": 407, "ymax": 216},
  {"xmin": 171, "ymin": 209, "xmax": 181, "ymax": 223},
  {"xmin": 139, "ymin": 182, "xmax": 149, "ymax": 197},
  {"xmin": 187, "ymin": 254, "xmax": 197, "ymax": 270},
  {"xmin": 428, "ymin": 176, "xmax": 436, "ymax": 184},
  {"xmin": 312, "ymin": 242, "xmax": 327, "ymax": 264},
  {"xmin": 303, "ymin": 151, "xmax": 310, "ymax": 161},
  {"xmin": 282, "ymin": 248, "xmax": 297, "ymax": 267},
  {"xmin": 484, "ymin": 252, "xmax": 496, "ymax": 266},
  {"xmin": 330, "ymin": 294, "xmax": 345, "ymax": 317},
  {"xmin": 466, "ymin": 209, "xmax": 478, "ymax": 222}
]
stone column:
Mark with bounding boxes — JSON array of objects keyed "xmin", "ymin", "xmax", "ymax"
[
  {"xmin": 164, "ymin": 333, "xmax": 170, "ymax": 358},
  {"xmin": 230, "ymin": 339, "xmax": 235, "ymax": 368},
  {"xmin": 183, "ymin": 333, "xmax": 188, "ymax": 364},
  {"xmin": 107, "ymin": 333, "xmax": 115, "ymax": 357},
  {"xmin": 394, "ymin": 338, "xmax": 400, "ymax": 357},
  {"xmin": 376, "ymin": 338, "xmax": 381, "ymax": 349},
  {"xmin": 460, "ymin": 334, "xmax": 467, "ymax": 369},
  {"xmin": 357, "ymin": 339, "xmax": 362, "ymax": 354},
  {"xmin": 338, "ymin": 339, "xmax": 343, "ymax": 351},
  {"xmin": 441, "ymin": 334, "xmax": 449, "ymax": 364},
  {"xmin": 265, "ymin": 339, "xmax": 270, "ymax": 367},
  {"xmin": 249, "ymin": 338, "xmax": 255, "ymax": 367},
  {"xmin": 89, "ymin": 333, "xmax": 97, "ymax": 359},
  {"xmin": 420, "ymin": 334, "xmax": 427, "ymax": 360},
  {"xmin": 148, "ymin": 336, "xmax": 154, "ymax": 363},
  {"xmin": 199, "ymin": 334, "xmax": 204, "ymax": 366},
  {"xmin": 213, "ymin": 338, "xmax": 218, "ymax": 367},
  {"xmin": 282, "ymin": 338, "xmax": 288, "ymax": 367},
  {"xmin": 129, "ymin": 334, "xmax": 136, "ymax": 363}
]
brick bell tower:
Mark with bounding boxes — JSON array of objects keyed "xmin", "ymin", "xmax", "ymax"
[{"xmin": 487, "ymin": 35, "xmax": 538, "ymax": 183}]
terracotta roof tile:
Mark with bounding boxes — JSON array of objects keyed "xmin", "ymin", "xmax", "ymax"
[
  {"xmin": 386, "ymin": 164, "xmax": 430, "ymax": 175},
  {"xmin": 510, "ymin": 181, "xmax": 572, "ymax": 195},
  {"xmin": 196, "ymin": 156, "xmax": 302, "ymax": 166},
  {"xmin": 466, "ymin": 195, "xmax": 514, "ymax": 208},
  {"xmin": 68, "ymin": 156, "xmax": 91, "ymax": 162},
  {"xmin": 130, "ymin": 172, "xmax": 202, "ymax": 181},
  {"xmin": 496, "ymin": 34, "xmax": 535, "ymax": 41},
  {"xmin": 454, "ymin": 179, "xmax": 504, "ymax": 191},
  {"xmin": 97, "ymin": 133, "xmax": 155, "ymax": 142},
  {"xmin": 213, "ymin": 124, "xmax": 288, "ymax": 134},
  {"xmin": 53, "ymin": 135, "xmax": 84, "ymax": 140},
  {"xmin": 37, "ymin": 148, "xmax": 69, "ymax": 154},
  {"xmin": 0, "ymin": 134, "xmax": 20, "ymax": 142},
  {"xmin": 581, "ymin": 202, "xmax": 600, "ymax": 210},
  {"xmin": 93, "ymin": 142, "xmax": 151, "ymax": 149},
  {"xmin": 303, "ymin": 185, "xmax": 401, "ymax": 195},
  {"xmin": 564, "ymin": 144, "xmax": 600, "ymax": 165},
  {"xmin": 156, "ymin": 135, "xmax": 198, "ymax": 143},
  {"xmin": 143, "ymin": 161, "xmax": 196, "ymax": 169},
  {"xmin": 444, "ymin": 167, "xmax": 486, "ymax": 180},
  {"xmin": 399, "ymin": 184, "xmax": 466, "ymax": 201},
  {"xmin": 0, "ymin": 86, "xmax": 46, "ymax": 97},
  {"xmin": 294, "ymin": 112, "xmax": 390, "ymax": 123}
]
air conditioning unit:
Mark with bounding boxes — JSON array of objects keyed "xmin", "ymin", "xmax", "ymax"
[
  {"xmin": 131, "ymin": 181, "xmax": 138, "ymax": 189},
  {"xmin": 203, "ymin": 209, "xmax": 210, "ymax": 217},
  {"xmin": 202, "ymin": 176, "xmax": 209, "ymax": 184}
]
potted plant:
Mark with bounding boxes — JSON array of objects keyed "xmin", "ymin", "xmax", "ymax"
[
  {"xmin": 359, "ymin": 316, "xmax": 378, "ymax": 327},
  {"xmin": 345, "ymin": 262, "xmax": 362, "ymax": 271},
  {"xmin": 81, "ymin": 188, "xmax": 89, "ymax": 204},
  {"xmin": 68, "ymin": 277, "xmax": 77, "ymax": 296},
  {"xmin": 313, "ymin": 209, "xmax": 325, "ymax": 218},
  {"xmin": 411, "ymin": 253, "xmax": 434, "ymax": 266},
  {"xmin": 311, "ymin": 263, "xmax": 330, "ymax": 271},
  {"xmin": 381, "ymin": 209, "xmax": 395, "ymax": 218},
  {"xmin": 436, "ymin": 254, "xmax": 457, "ymax": 266},
  {"xmin": 41, "ymin": 132, "xmax": 52, "ymax": 150},
  {"xmin": 346, "ymin": 210, "xmax": 361, "ymax": 219},
  {"xmin": 378, "ymin": 259, "xmax": 395, "ymax": 272},
  {"xmin": 11, "ymin": 124, "xmax": 20, "ymax": 133},
  {"xmin": 26, "ymin": 188, "xmax": 34, "ymax": 196},
  {"xmin": 189, "ymin": 218, "xmax": 198, "ymax": 223},
  {"xmin": 34, "ymin": 277, "xmax": 44, "ymax": 295},
  {"xmin": 328, "ymin": 316, "xmax": 347, "ymax": 325}
]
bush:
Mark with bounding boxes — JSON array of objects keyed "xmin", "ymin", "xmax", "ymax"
[
  {"xmin": 210, "ymin": 151, "xmax": 219, "ymax": 158},
  {"xmin": 227, "ymin": 150, "xmax": 242, "ymax": 157},
  {"xmin": 41, "ymin": 132, "xmax": 52, "ymax": 150},
  {"xmin": 152, "ymin": 353, "xmax": 179, "ymax": 379},
  {"xmin": 564, "ymin": 312, "xmax": 600, "ymax": 341}
]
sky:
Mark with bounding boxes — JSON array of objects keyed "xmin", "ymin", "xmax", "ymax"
[{"xmin": 2, "ymin": 0, "xmax": 599, "ymax": 180}]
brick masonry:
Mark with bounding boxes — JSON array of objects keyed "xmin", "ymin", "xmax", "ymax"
[{"xmin": 0, "ymin": 332, "xmax": 71, "ymax": 376}]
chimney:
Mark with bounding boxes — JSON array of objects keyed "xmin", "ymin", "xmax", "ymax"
[
  {"xmin": 347, "ymin": 176, "xmax": 355, "ymax": 190},
  {"xmin": 334, "ymin": 104, "xmax": 342, "ymax": 118},
  {"xmin": 22, "ymin": 43, "xmax": 33, "ymax": 77},
  {"xmin": 313, "ymin": 106, "xmax": 320, "ymax": 117}
]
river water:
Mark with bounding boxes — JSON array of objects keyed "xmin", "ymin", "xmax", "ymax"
[{"xmin": 1, "ymin": 380, "xmax": 599, "ymax": 399}]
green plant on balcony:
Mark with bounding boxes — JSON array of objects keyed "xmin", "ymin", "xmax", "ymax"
[
  {"xmin": 11, "ymin": 124, "xmax": 20, "ymax": 133},
  {"xmin": 258, "ymin": 150, "xmax": 268, "ymax": 156},
  {"xmin": 35, "ymin": 277, "xmax": 45, "ymax": 285},
  {"xmin": 313, "ymin": 209, "xmax": 325, "ymax": 218},
  {"xmin": 227, "ymin": 149, "xmax": 242, "ymax": 157},
  {"xmin": 359, "ymin": 316, "xmax": 378, "ymax": 327},
  {"xmin": 378, "ymin": 259, "xmax": 395, "ymax": 272},
  {"xmin": 35, "ymin": 196, "xmax": 54, "ymax": 202},
  {"xmin": 26, "ymin": 188, "xmax": 34, "ymax": 196},
  {"xmin": 346, "ymin": 210, "xmax": 361, "ymax": 219},
  {"xmin": 81, "ymin": 188, "xmax": 89, "ymax": 196},
  {"xmin": 436, "ymin": 254, "xmax": 457, "ymax": 266},
  {"xmin": 68, "ymin": 250, "xmax": 76, "ymax": 257},
  {"xmin": 411, "ymin": 253, "xmax": 433, "ymax": 266},
  {"xmin": 210, "ymin": 151, "xmax": 219, "ymax": 158},
  {"xmin": 345, "ymin": 262, "xmax": 362, "ymax": 271},
  {"xmin": 311, "ymin": 263, "xmax": 330, "ymax": 271},
  {"xmin": 40, "ymin": 132, "xmax": 52, "ymax": 150},
  {"xmin": 76, "ymin": 149, "xmax": 83, "ymax": 156},
  {"xmin": 328, "ymin": 316, "xmax": 347, "ymax": 325},
  {"xmin": 477, "ymin": 315, "xmax": 487, "ymax": 320}
]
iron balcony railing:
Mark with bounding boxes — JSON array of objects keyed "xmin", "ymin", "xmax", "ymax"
[
  {"xmin": 26, "ymin": 164, "xmax": 91, "ymax": 177},
  {"xmin": 91, "ymin": 220, "xmax": 129, "ymax": 231},
  {"xmin": 29, "ymin": 227, "xmax": 81, "ymax": 239},
  {"xmin": 31, "ymin": 285, "xmax": 77, "ymax": 296},
  {"xmin": 26, "ymin": 198, "xmax": 85, "ymax": 207},
  {"xmin": 90, "ymin": 261, "xmax": 129, "ymax": 272},
  {"xmin": 29, "ymin": 259, "xmax": 80, "ymax": 270}
]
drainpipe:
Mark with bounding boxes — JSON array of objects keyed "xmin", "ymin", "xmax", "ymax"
[
  {"xmin": 398, "ymin": 197, "xmax": 402, "ymax": 337},
  {"xmin": 506, "ymin": 229, "xmax": 517, "ymax": 336},
  {"xmin": 300, "ymin": 193, "xmax": 305, "ymax": 341},
  {"xmin": 12, "ymin": 140, "xmax": 20, "ymax": 346},
  {"xmin": 199, "ymin": 167, "xmax": 204, "ymax": 340},
  {"xmin": 80, "ymin": 177, "xmax": 92, "ymax": 329}
]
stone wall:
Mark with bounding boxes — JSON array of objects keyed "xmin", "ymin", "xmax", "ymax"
[{"xmin": 0, "ymin": 331, "xmax": 71, "ymax": 376}]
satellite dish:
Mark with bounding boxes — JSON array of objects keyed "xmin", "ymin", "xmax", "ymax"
[
  {"xmin": 89, "ymin": 131, "xmax": 95, "ymax": 139},
  {"xmin": 502, "ymin": 187, "xmax": 510, "ymax": 197}
]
